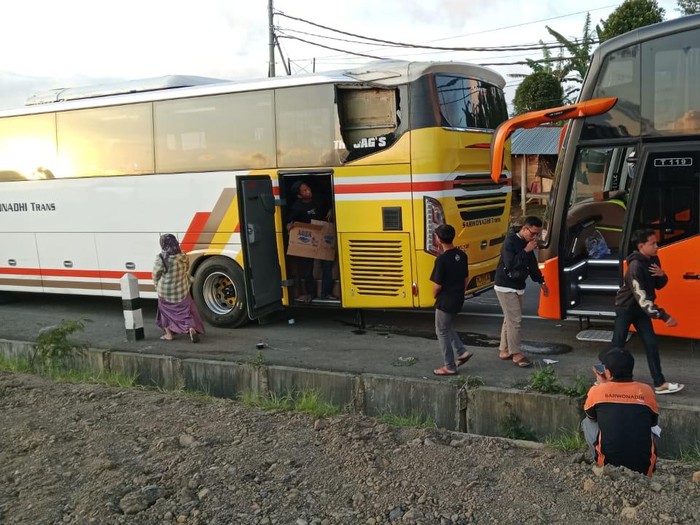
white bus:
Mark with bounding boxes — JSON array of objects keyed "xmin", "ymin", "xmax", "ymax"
[{"xmin": 0, "ymin": 61, "xmax": 511, "ymax": 327}]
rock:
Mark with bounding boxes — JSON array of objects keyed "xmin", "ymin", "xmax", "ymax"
[
  {"xmin": 388, "ymin": 506, "xmax": 403, "ymax": 521},
  {"xmin": 620, "ymin": 507, "xmax": 637, "ymax": 520},
  {"xmin": 582, "ymin": 478, "xmax": 596, "ymax": 493},
  {"xmin": 313, "ymin": 419, "xmax": 326, "ymax": 431},
  {"xmin": 592, "ymin": 465, "xmax": 605, "ymax": 477},
  {"xmin": 649, "ymin": 482, "xmax": 662, "ymax": 493},
  {"xmin": 179, "ymin": 434, "xmax": 196, "ymax": 447},
  {"xmin": 197, "ymin": 488, "xmax": 210, "ymax": 501},
  {"xmin": 118, "ymin": 486, "xmax": 168, "ymax": 515},
  {"xmin": 692, "ymin": 471, "xmax": 700, "ymax": 483}
]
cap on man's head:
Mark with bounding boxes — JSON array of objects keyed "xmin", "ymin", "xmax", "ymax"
[{"xmin": 601, "ymin": 348, "xmax": 634, "ymax": 379}]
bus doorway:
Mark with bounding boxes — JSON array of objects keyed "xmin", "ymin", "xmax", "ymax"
[
  {"xmin": 625, "ymin": 143, "xmax": 700, "ymax": 338},
  {"xmin": 280, "ymin": 171, "xmax": 341, "ymax": 306}
]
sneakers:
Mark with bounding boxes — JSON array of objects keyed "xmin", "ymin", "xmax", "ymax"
[{"xmin": 655, "ymin": 382, "xmax": 684, "ymax": 395}]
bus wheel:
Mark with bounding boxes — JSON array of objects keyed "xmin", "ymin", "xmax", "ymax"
[{"xmin": 192, "ymin": 257, "xmax": 249, "ymax": 327}]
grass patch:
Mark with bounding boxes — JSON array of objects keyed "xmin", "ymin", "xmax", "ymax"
[
  {"xmin": 677, "ymin": 441, "xmax": 700, "ymax": 468},
  {"xmin": 379, "ymin": 412, "xmax": 435, "ymax": 429},
  {"xmin": 545, "ymin": 427, "xmax": 587, "ymax": 452},
  {"xmin": 0, "ymin": 354, "xmax": 33, "ymax": 372},
  {"xmin": 240, "ymin": 389, "xmax": 341, "ymax": 417},
  {"xmin": 0, "ymin": 354, "xmax": 136, "ymax": 387}
]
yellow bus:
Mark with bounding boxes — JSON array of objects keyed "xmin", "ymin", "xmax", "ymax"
[{"xmin": 0, "ymin": 60, "xmax": 512, "ymax": 327}]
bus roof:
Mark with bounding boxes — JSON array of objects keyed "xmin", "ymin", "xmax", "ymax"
[{"xmin": 1, "ymin": 60, "xmax": 505, "ymax": 118}]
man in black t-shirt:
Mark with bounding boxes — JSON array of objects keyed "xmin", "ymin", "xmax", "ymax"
[
  {"xmin": 287, "ymin": 181, "xmax": 336, "ymax": 302},
  {"xmin": 430, "ymin": 224, "xmax": 472, "ymax": 375}
]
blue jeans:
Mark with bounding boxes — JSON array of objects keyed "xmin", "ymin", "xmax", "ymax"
[
  {"xmin": 435, "ymin": 309, "xmax": 467, "ymax": 370},
  {"xmin": 611, "ymin": 307, "xmax": 665, "ymax": 387}
]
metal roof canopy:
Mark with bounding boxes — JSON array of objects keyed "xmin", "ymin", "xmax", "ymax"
[{"xmin": 510, "ymin": 127, "xmax": 562, "ymax": 156}]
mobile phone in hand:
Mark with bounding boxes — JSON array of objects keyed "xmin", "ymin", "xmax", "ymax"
[{"xmin": 593, "ymin": 363, "xmax": 605, "ymax": 374}]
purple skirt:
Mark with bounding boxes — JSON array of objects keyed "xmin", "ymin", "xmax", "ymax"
[{"xmin": 156, "ymin": 295, "xmax": 205, "ymax": 335}]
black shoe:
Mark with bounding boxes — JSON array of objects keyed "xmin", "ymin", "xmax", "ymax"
[{"xmin": 190, "ymin": 331, "xmax": 200, "ymax": 343}]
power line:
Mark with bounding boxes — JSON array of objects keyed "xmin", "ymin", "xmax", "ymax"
[{"xmin": 275, "ymin": 10, "xmax": 586, "ymax": 53}]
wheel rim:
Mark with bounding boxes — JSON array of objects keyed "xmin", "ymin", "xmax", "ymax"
[{"xmin": 202, "ymin": 271, "xmax": 239, "ymax": 315}]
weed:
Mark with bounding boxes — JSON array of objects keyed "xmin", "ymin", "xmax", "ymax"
[
  {"xmin": 546, "ymin": 427, "xmax": 586, "ymax": 452},
  {"xmin": 528, "ymin": 365, "xmax": 561, "ymax": 394},
  {"xmin": 0, "ymin": 355, "xmax": 32, "ymax": 373},
  {"xmin": 251, "ymin": 351, "xmax": 266, "ymax": 368},
  {"xmin": 294, "ymin": 390, "xmax": 342, "ymax": 417},
  {"xmin": 31, "ymin": 320, "xmax": 86, "ymax": 371},
  {"xmin": 678, "ymin": 441, "xmax": 700, "ymax": 468},
  {"xmin": 379, "ymin": 412, "xmax": 435, "ymax": 429},
  {"xmin": 239, "ymin": 389, "xmax": 340, "ymax": 416},
  {"xmin": 562, "ymin": 374, "xmax": 592, "ymax": 398},
  {"xmin": 448, "ymin": 375, "xmax": 485, "ymax": 389},
  {"xmin": 501, "ymin": 412, "xmax": 537, "ymax": 441}
]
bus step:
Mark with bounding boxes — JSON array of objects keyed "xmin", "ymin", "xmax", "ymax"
[
  {"xmin": 576, "ymin": 329, "xmax": 614, "ymax": 342},
  {"xmin": 575, "ymin": 329, "xmax": 632, "ymax": 343}
]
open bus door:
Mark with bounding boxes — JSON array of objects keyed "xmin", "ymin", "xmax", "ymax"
[
  {"xmin": 624, "ymin": 143, "xmax": 700, "ymax": 339},
  {"xmin": 237, "ymin": 176, "xmax": 284, "ymax": 320}
]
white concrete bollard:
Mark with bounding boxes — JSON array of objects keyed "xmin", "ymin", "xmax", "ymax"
[{"xmin": 120, "ymin": 273, "xmax": 144, "ymax": 342}]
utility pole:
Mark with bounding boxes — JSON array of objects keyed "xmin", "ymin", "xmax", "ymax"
[{"xmin": 268, "ymin": 0, "xmax": 275, "ymax": 77}]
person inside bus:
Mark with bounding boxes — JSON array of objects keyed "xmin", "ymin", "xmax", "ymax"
[
  {"xmin": 152, "ymin": 234, "xmax": 205, "ymax": 343},
  {"xmin": 287, "ymin": 180, "xmax": 337, "ymax": 302},
  {"xmin": 611, "ymin": 228, "xmax": 683, "ymax": 395},
  {"xmin": 494, "ymin": 216, "xmax": 549, "ymax": 368},
  {"xmin": 583, "ymin": 348, "xmax": 659, "ymax": 476}
]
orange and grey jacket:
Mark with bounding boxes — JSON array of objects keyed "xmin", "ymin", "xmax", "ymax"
[
  {"xmin": 584, "ymin": 380, "xmax": 659, "ymax": 476},
  {"xmin": 614, "ymin": 252, "xmax": 669, "ymax": 320}
]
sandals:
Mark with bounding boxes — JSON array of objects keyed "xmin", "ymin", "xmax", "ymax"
[
  {"xmin": 189, "ymin": 330, "xmax": 200, "ymax": 344},
  {"xmin": 296, "ymin": 294, "xmax": 313, "ymax": 304},
  {"xmin": 433, "ymin": 366, "xmax": 458, "ymax": 376},
  {"xmin": 499, "ymin": 352, "xmax": 512, "ymax": 360},
  {"xmin": 655, "ymin": 382, "xmax": 684, "ymax": 395},
  {"xmin": 456, "ymin": 352, "xmax": 473, "ymax": 367},
  {"xmin": 511, "ymin": 353, "xmax": 532, "ymax": 368},
  {"xmin": 160, "ymin": 334, "xmax": 173, "ymax": 341}
]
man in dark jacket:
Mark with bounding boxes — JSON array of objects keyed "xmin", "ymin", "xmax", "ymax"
[
  {"xmin": 612, "ymin": 229, "xmax": 683, "ymax": 394},
  {"xmin": 494, "ymin": 216, "xmax": 548, "ymax": 368}
]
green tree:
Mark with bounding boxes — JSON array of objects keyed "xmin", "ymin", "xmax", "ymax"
[
  {"xmin": 513, "ymin": 71, "xmax": 564, "ymax": 115},
  {"xmin": 677, "ymin": 0, "xmax": 700, "ymax": 14},
  {"xmin": 546, "ymin": 13, "xmax": 597, "ymax": 84},
  {"xmin": 598, "ymin": 0, "xmax": 665, "ymax": 42}
]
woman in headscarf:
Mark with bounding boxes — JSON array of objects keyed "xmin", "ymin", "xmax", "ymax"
[{"xmin": 152, "ymin": 234, "xmax": 205, "ymax": 342}]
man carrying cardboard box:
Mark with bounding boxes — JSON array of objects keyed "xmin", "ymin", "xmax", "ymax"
[{"xmin": 287, "ymin": 180, "xmax": 338, "ymax": 302}]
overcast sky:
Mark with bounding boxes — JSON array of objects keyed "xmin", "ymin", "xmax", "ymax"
[{"xmin": 0, "ymin": 0, "xmax": 682, "ymax": 111}]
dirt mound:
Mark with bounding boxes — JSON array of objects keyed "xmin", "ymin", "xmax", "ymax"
[{"xmin": 1, "ymin": 371, "xmax": 698, "ymax": 525}]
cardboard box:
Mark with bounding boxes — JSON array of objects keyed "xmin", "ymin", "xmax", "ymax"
[{"xmin": 287, "ymin": 220, "xmax": 337, "ymax": 261}]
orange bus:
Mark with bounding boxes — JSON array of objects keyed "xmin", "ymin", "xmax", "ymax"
[{"xmin": 491, "ymin": 15, "xmax": 700, "ymax": 340}]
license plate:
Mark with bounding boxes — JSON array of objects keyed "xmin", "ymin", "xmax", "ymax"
[{"xmin": 475, "ymin": 273, "xmax": 491, "ymax": 288}]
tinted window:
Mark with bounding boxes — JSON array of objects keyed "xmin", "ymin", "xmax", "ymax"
[
  {"xmin": 154, "ymin": 91, "xmax": 275, "ymax": 173},
  {"xmin": 57, "ymin": 104, "xmax": 153, "ymax": 177},
  {"xmin": 583, "ymin": 46, "xmax": 641, "ymax": 139},
  {"xmin": 0, "ymin": 113, "xmax": 57, "ymax": 181},
  {"xmin": 276, "ymin": 85, "xmax": 344, "ymax": 167},
  {"xmin": 641, "ymin": 28, "xmax": 700, "ymax": 135},
  {"xmin": 435, "ymin": 75, "xmax": 507, "ymax": 130}
]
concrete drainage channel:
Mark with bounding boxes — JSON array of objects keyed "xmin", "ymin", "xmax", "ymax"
[{"xmin": 2, "ymin": 339, "xmax": 698, "ymax": 459}]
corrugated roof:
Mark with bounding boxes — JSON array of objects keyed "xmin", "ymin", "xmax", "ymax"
[{"xmin": 511, "ymin": 127, "xmax": 563, "ymax": 155}]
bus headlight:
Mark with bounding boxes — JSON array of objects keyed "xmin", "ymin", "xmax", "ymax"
[{"xmin": 424, "ymin": 196, "xmax": 445, "ymax": 255}]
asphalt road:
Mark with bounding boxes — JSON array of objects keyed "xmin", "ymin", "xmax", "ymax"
[{"xmin": 0, "ymin": 286, "xmax": 697, "ymax": 404}]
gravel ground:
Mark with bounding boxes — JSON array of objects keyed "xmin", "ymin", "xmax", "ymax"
[{"xmin": 1, "ymin": 371, "xmax": 699, "ymax": 525}]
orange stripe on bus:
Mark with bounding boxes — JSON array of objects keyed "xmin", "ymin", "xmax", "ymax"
[
  {"xmin": 0, "ymin": 267, "xmax": 150, "ymax": 279},
  {"xmin": 180, "ymin": 212, "xmax": 212, "ymax": 253}
]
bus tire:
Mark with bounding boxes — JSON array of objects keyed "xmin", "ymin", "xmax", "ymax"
[{"xmin": 192, "ymin": 256, "xmax": 249, "ymax": 328}]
